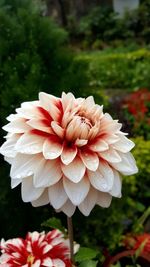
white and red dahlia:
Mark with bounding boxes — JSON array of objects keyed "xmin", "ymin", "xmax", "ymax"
[
  {"xmin": 0, "ymin": 230, "xmax": 72, "ymax": 267},
  {"xmin": 0, "ymin": 92, "xmax": 138, "ymax": 216}
]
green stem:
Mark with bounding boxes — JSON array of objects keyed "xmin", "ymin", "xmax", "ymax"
[{"xmin": 67, "ymin": 216, "xmax": 74, "ymax": 265}]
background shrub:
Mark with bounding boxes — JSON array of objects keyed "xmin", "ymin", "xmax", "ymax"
[{"xmin": 70, "ymin": 49, "xmax": 150, "ymax": 92}]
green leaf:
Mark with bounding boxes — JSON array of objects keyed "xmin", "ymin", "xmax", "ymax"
[
  {"xmin": 75, "ymin": 247, "xmax": 99, "ymax": 262},
  {"xmin": 41, "ymin": 217, "xmax": 66, "ymax": 233},
  {"xmin": 135, "ymin": 238, "xmax": 148, "ymax": 259},
  {"xmin": 78, "ymin": 260, "xmax": 98, "ymax": 267}
]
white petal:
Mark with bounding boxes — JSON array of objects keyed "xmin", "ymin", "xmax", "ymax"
[
  {"xmin": 42, "ymin": 258, "xmax": 53, "ymax": 267},
  {"xmin": 61, "ymin": 155, "xmax": 86, "ymax": 183},
  {"xmin": 85, "ymin": 95, "xmax": 95, "ymax": 106},
  {"xmin": 57, "ymin": 199, "xmax": 76, "ymax": 217},
  {"xmin": 61, "ymin": 144, "xmax": 77, "ymax": 165},
  {"xmin": 51, "ymin": 121, "xmax": 64, "ymax": 139},
  {"xmin": 34, "ymin": 159, "xmax": 62, "ymax": 187},
  {"xmin": 32, "ymin": 190, "xmax": 49, "ymax": 207},
  {"xmin": 21, "ymin": 176, "xmax": 44, "ymax": 202},
  {"xmin": 110, "ymin": 170, "xmax": 122, "ymax": 197},
  {"xmin": 75, "ymin": 139, "xmax": 88, "ymax": 147},
  {"xmin": 99, "ymin": 147, "xmax": 121, "ymax": 163},
  {"xmin": 32, "ymin": 260, "xmax": 41, "ymax": 267},
  {"xmin": 16, "ymin": 104, "xmax": 42, "ymax": 120},
  {"xmin": 10, "ymin": 154, "xmax": 42, "ymax": 179},
  {"xmin": 63, "ymin": 176, "xmax": 90, "ymax": 205},
  {"xmin": 111, "ymin": 152, "xmax": 138, "ymax": 175},
  {"xmin": 27, "ymin": 119, "xmax": 52, "ymax": 134},
  {"xmin": 48, "ymin": 179, "xmax": 68, "ymax": 209},
  {"xmin": 88, "ymin": 161, "xmax": 114, "ymax": 192},
  {"xmin": 11, "ymin": 178, "xmax": 22, "ymax": 189},
  {"xmin": 78, "ymin": 187, "xmax": 97, "ymax": 216},
  {"xmin": 15, "ymin": 133, "xmax": 45, "ymax": 154},
  {"xmin": 97, "ymin": 192, "xmax": 112, "ymax": 208},
  {"xmin": 100, "ymin": 115, "xmax": 122, "ymax": 134},
  {"xmin": 39, "ymin": 92, "xmax": 61, "ymax": 121},
  {"xmin": 80, "ymin": 149, "xmax": 99, "ymax": 171},
  {"xmin": 61, "ymin": 92, "xmax": 75, "ymax": 112},
  {"xmin": 43, "ymin": 138, "xmax": 63, "ymax": 160},
  {"xmin": 4, "ymin": 156, "xmax": 14, "ymax": 164},
  {"xmin": 113, "ymin": 134, "xmax": 135, "ymax": 153},
  {"xmin": 0, "ymin": 136, "xmax": 18, "ymax": 157},
  {"xmin": 52, "ymin": 259, "xmax": 65, "ymax": 267},
  {"xmin": 89, "ymin": 139, "xmax": 108, "ymax": 152},
  {"xmin": 103, "ymin": 134, "xmax": 120, "ymax": 145},
  {"xmin": 2, "ymin": 118, "xmax": 31, "ymax": 133}
]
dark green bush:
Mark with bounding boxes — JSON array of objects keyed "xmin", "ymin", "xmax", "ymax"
[
  {"xmin": 69, "ymin": 0, "xmax": 150, "ymax": 48},
  {"xmin": 0, "ymin": 0, "xmax": 72, "ymax": 122}
]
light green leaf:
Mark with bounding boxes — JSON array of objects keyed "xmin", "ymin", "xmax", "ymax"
[
  {"xmin": 75, "ymin": 247, "xmax": 99, "ymax": 262},
  {"xmin": 41, "ymin": 217, "xmax": 66, "ymax": 233}
]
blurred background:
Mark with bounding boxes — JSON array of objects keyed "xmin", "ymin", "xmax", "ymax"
[{"xmin": 0, "ymin": 0, "xmax": 150, "ymax": 264}]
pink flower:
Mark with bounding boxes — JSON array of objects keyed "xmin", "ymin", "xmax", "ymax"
[
  {"xmin": 0, "ymin": 92, "xmax": 138, "ymax": 216},
  {"xmin": 0, "ymin": 230, "xmax": 72, "ymax": 267}
]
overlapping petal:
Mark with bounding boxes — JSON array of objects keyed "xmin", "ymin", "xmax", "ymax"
[{"xmin": 0, "ymin": 92, "xmax": 138, "ymax": 216}]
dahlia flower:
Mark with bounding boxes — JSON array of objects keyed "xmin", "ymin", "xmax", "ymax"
[
  {"xmin": 0, "ymin": 92, "xmax": 138, "ymax": 216},
  {"xmin": 0, "ymin": 230, "xmax": 72, "ymax": 267}
]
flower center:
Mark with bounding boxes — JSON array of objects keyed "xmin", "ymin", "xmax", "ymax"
[
  {"xmin": 66, "ymin": 115, "xmax": 93, "ymax": 140},
  {"xmin": 27, "ymin": 254, "xmax": 35, "ymax": 265}
]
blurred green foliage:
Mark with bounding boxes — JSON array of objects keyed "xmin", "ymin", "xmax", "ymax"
[
  {"xmin": 71, "ymin": 49, "xmax": 150, "ymax": 91},
  {"xmin": 69, "ymin": 0, "xmax": 150, "ymax": 48},
  {"xmin": 0, "ymin": 0, "xmax": 72, "ymax": 122}
]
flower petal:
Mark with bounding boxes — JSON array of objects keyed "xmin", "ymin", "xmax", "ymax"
[
  {"xmin": 88, "ymin": 161, "xmax": 114, "ymax": 192},
  {"xmin": 63, "ymin": 175, "xmax": 90, "ymax": 205},
  {"xmin": 39, "ymin": 92, "xmax": 61, "ymax": 121},
  {"xmin": 21, "ymin": 176, "xmax": 44, "ymax": 202},
  {"xmin": 0, "ymin": 135, "xmax": 18, "ymax": 157},
  {"xmin": 97, "ymin": 192, "xmax": 112, "ymax": 208},
  {"xmin": 34, "ymin": 159, "xmax": 62, "ymax": 187},
  {"xmin": 109, "ymin": 170, "xmax": 122, "ymax": 197},
  {"xmin": 15, "ymin": 133, "xmax": 45, "ymax": 154},
  {"xmin": 42, "ymin": 258, "xmax": 53, "ymax": 267},
  {"xmin": 99, "ymin": 147, "xmax": 121, "ymax": 163},
  {"xmin": 61, "ymin": 155, "xmax": 86, "ymax": 183},
  {"xmin": 89, "ymin": 138, "xmax": 108, "ymax": 152},
  {"xmin": 112, "ymin": 134, "xmax": 135, "ymax": 153},
  {"xmin": 61, "ymin": 143, "xmax": 77, "ymax": 165},
  {"xmin": 3, "ymin": 118, "xmax": 31, "ymax": 133},
  {"xmin": 10, "ymin": 154, "xmax": 41, "ymax": 179},
  {"xmin": 43, "ymin": 137, "xmax": 63, "ymax": 160},
  {"xmin": 52, "ymin": 259, "xmax": 65, "ymax": 267},
  {"xmin": 32, "ymin": 190, "xmax": 49, "ymax": 207},
  {"xmin": 11, "ymin": 178, "xmax": 22, "ymax": 189},
  {"xmin": 51, "ymin": 121, "xmax": 65, "ymax": 139},
  {"xmin": 78, "ymin": 187, "xmax": 98, "ymax": 216},
  {"xmin": 80, "ymin": 149, "xmax": 99, "ymax": 171},
  {"xmin": 111, "ymin": 152, "xmax": 138, "ymax": 175},
  {"xmin": 75, "ymin": 139, "xmax": 88, "ymax": 147},
  {"xmin": 27, "ymin": 119, "xmax": 52, "ymax": 134},
  {"xmin": 48, "ymin": 180, "xmax": 68, "ymax": 209},
  {"xmin": 57, "ymin": 199, "xmax": 76, "ymax": 217}
]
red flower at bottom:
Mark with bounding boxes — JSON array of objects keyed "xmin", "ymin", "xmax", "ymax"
[{"xmin": 0, "ymin": 230, "xmax": 72, "ymax": 267}]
